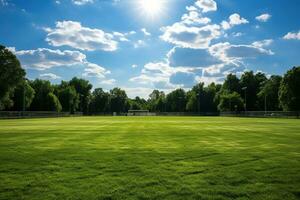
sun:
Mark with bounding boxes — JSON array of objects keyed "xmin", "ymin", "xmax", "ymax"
[{"xmin": 139, "ymin": 0, "xmax": 165, "ymax": 18}]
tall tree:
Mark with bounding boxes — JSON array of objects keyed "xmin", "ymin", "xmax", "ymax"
[
  {"xmin": 240, "ymin": 71, "xmax": 267, "ymax": 111},
  {"xmin": 0, "ymin": 45, "xmax": 26, "ymax": 110},
  {"xmin": 11, "ymin": 80, "xmax": 35, "ymax": 111},
  {"xmin": 279, "ymin": 66, "xmax": 300, "ymax": 111},
  {"xmin": 89, "ymin": 88, "xmax": 110, "ymax": 113},
  {"xmin": 166, "ymin": 89, "xmax": 186, "ymax": 112},
  {"xmin": 29, "ymin": 79, "xmax": 61, "ymax": 111},
  {"xmin": 218, "ymin": 92, "xmax": 244, "ymax": 112},
  {"xmin": 258, "ymin": 75, "xmax": 282, "ymax": 111},
  {"xmin": 110, "ymin": 88, "xmax": 128, "ymax": 113},
  {"xmin": 55, "ymin": 81, "xmax": 79, "ymax": 113},
  {"xmin": 69, "ymin": 77, "xmax": 92, "ymax": 113}
]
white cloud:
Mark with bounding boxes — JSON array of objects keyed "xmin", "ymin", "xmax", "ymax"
[
  {"xmin": 40, "ymin": 73, "xmax": 61, "ymax": 80},
  {"xmin": 13, "ymin": 47, "xmax": 113, "ymax": 82},
  {"xmin": 161, "ymin": 23, "xmax": 221, "ymax": 49},
  {"xmin": 181, "ymin": 11, "xmax": 211, "ymax": 25},
  {"xmin": 83, "ymin": 62, "xmax": 111, "ymax": 79},
  {"xmin": 252, "ymin": 39, "xmax": 273, "ymax": 48},
  {"xmin": 100, "ymin": 79, "xmax": 116, "ymax": 85},
  {"xmin": 134, "ymin": 40, "xmax": 146, "ymax": 48},
  {"xmin": 45, "ymin": 21, "xmax": 118, "ymax": 51},
  {"xmin": 14, "ymin": 48, "xmax": 86, "ymax": 70},
  {"xmin": 141, "ymin": 28, "xmax": 151, "ymax": 36},
  {"xmin": 221, "ymin": 13, "xmax": 249, "ymax": 30},
  {"xmin": 209, "ymin": 42, "xmax": 274, "ymax": 65},
  {"xmin": 195, "ymin": 0, "xmax": 217, "ymax": 13},
  {"xmin": 256, "ymin": 13, "xmax": 271, "ymax": 22},
  {"xmin": 283, "ymin": 31, "xmax": 300, "ymax": 40},
  {"xmin": 131, "ymin": 64, "xmax": 138, "ymax": 68},
  {"xmin": 72, "ymin": 0, "xmax": 94, "ymax": 5}
]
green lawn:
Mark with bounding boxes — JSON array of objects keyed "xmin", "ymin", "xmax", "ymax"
[{"xmin": 0, "ymin": 117, "xmax": 299, "ymax": 200}]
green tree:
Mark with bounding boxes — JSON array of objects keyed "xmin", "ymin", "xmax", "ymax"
[
  {"xmin": 29, "ymin": 79, "xmax": 61, "ymax": 112},
  {"xmin": 240, "ymin": 71, "xmax": 267, "ymax": 111},
  {"xmin": 89, "ymin": 88, "xmax": 110, "ymax": 113},
  {"xmin": 110, "ymin": 88, "xmax": 128, "ymax": 113},
  {"xmin": 148, "ymin": 90, "xmax": 166, "ymax": 112},
  {"xmin": 166, "ymin": 89, "xmax": 186, "ymax": 112},
  {"xmin": 0, "ymin": 45, "xmax": 26, "ymax": 110},
  {"xmin": 46, "ymin": 93, "xmax": 62, "ymax": 112},
  {"xmin": 69, "ymin": 77, "xmax": 92, "ymax": 113},
  {"xmin": 258, "ymin": 75, "xmax": 282, "ymax": 111},
  {"xmin": 55, "ymin": 81, "xmax": 79, "ymax": 113},
  {"xmin": 11, "ymin": 80, "xmax": 35, "ymax": 111},
  {"xmin": 279, "ymin": 66, "xmax": 300, "ymax": 111},
  {"xmin": 218, "ymin": 92, "xmax": 244, "ymax": 112}
]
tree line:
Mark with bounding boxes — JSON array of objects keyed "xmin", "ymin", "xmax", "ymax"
[{"xmin": 1, "ymin": 45, "xmax": 300, "ymax": 113}]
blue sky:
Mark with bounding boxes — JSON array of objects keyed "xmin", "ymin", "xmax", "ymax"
[{"xmin": 1, "ymin": 0, "xmax": 300, "ymax": 98}]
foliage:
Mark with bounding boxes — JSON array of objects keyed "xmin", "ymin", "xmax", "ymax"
[
  {"xmin": 166, "ymin": 89, "xmax": 186, "ymax": 112},
  {"xmin": 11, "ymin": 80, "xmax": 35, "ymax": 111},
  {"xmin": 69, "ymin": 77, "xmax": 92, "ymax": 113},
  {"xmin": 89, "ymin": 88, "xmax": 110, "ymax": 113},
  {"xmin": 110, "ymin": 88, "xmax": 128, "ymax": 113},
  {"xmin": 55, "ymin": 81, "xmax": 79, "ymax": 113},
  {"xmin": 0, "ymin": 45, "xmax": 26, "ymax": 110},
  {"xmin": 218, "ymin": 92, "xmax": 244, "ymax": 111},
  {"xmin": 258, "ymin": 75, "xmax": 282, "ymax": 111},
  {"xmin": 279, "ymin": 66, "xmax": 300, "ymax": 111}
]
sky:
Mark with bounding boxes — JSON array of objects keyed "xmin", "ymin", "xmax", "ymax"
[{"xmin": 1, "ymin": 0, "xmax": 300, "ymax": 98}]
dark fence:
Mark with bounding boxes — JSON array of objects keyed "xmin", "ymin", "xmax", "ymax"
[
  {"xmin": 220, "ymin": 111, "xmax": 300, "ymax": 119},
  {"xmin": 0, "ymin": 111, "xmax": 83, "ymax": 119},
  {"xmin": 0, "ymin": 111, "xmax": 299, "ymax": 119}
]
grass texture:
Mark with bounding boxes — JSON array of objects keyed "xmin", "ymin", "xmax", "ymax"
[{"xmin": 0, "ymin": 117, "xmax": 299, "ymax": 200}]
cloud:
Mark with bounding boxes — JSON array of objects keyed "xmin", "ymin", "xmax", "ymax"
[
  {"xmin": 283, "ymin": 31, "xmax": 300, "ymax": 40},
  {"xmin": 14, "ymin": 48, "xmax": 86, "ymax": 70},
  {"xmin": 131, "ymin": 64, "xmax": 138, "ymax": 68},
  {"xmin": 141, "ymin": 28, "xmax": 151, "ymax": 36},
  {"xmin": 40, "ymin": 73, "xmax": 61, "ymax": 80},
  {"xmin": 134, "ymin": 40, "xmax": 146, "ymax": 48},
  {"xmin": 161, "ymin": 23, "xmax": 221, "ymax": 49},
  {"xmin": 181, "ymin": 11, "xmax": 211, "ymax": 25},
  {"xmin": 256, "ymin": 13, "xmax": 271, "ymax": 22},
  {"xmin": 45, "ymin": 21, "xmax": 118, "ymax": 51},
  {"xmin": 221, "ymin": 13, "xmax": 249, "ymax": 30},
  {"xmin": 167, "ymin": 47, "xmax": 222, "ymax": 68},
  {"xmin": 13, "ymin": 47, "xmax": 113, "ymax": 82},
  {"xmin": 72, "ymin": 0, "xmax": 94, "ymax": 5},
  {"xmin": 252, "ymin": 39, "xmax": 273, "ymax": 48},
  {"xmin": 195, "ymin": 0, "xmax": 217, "ymax": 13},
  {"xmin": 82, "ymin": 62, "xmax": 111, "ymax": 79},
  {"xmin": 209, "ymin": 42, "xmax": 274, "ymax": 65},
  {"xmin": 100, "ymin": 79, "xmax": 116, "ymax": 85}
]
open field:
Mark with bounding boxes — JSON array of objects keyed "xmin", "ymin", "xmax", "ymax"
[{"xmin": 0, "ymin": 117, "xmax": 299, "ymax": 200}]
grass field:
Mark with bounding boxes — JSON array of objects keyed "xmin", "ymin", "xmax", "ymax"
[{"xmin": 0, "ymin": 117, "xmax": 299, "ymax": 200}]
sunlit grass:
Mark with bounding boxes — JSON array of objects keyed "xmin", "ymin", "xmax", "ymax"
[{"xmin": 0, "ymin": 117, "xmax": 299, "ymax": 199}]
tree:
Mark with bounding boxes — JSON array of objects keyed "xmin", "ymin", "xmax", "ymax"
[
  {"xmin": 279, "ymin": 66, "xmax": 300, "ymax": 111},
  {"xmin": 258, "ymin": 75, "xmax": 282, "ymax": 111},
  {"xmin": 69, "ymin": 77, "xmax": 92, "ymax": 113},
  {"xmin": 240, "ymin": 71, "xmax": 267, "ymax": 111},
  {"xmin": 222, "ymin": 74, "xmax": 241, "ymax": 94},
  {"xmin": 166, "ymin": 89, "xmax": 186, "ymax": 112},
  {"xmin": 89, "ymin": 88, "xmax": 110, "ymax": 113},
  {"xmin": 55, "ymin": 81, "xmax": 79, "ymax": 113},
  {"xmin": 218, "ymin": 92, "xmax": 244, "ymax": 112},
  {"xmin": 29, "ymin": 79, "xmax": 61, "ymax": 111},
  {"xmin": 148, "ymin": 90, "xmax": 166, "ymax": 112},
  {"xmin": 110, "ymin": 88, "xmax": 128, "ymax": 113},
  {"xmin": 11, "ymin": 80, "xmax": 35, "ymax": 111},
  {"xmin": 0, "ymin": 45, "xmax": 26, "ymax": 110}
]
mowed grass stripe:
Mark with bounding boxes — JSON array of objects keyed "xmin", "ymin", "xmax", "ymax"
[{"xmin": 0, "ymin": 117, "xmax": 299, "ymax": 200}]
